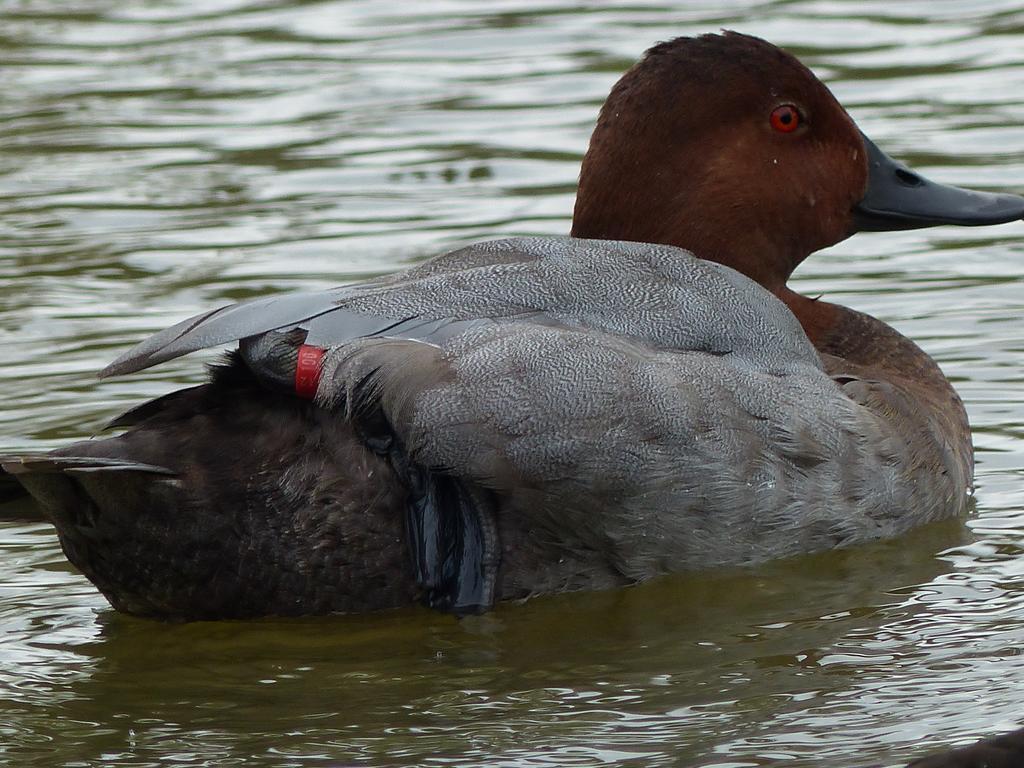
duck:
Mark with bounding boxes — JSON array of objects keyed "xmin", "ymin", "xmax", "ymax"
[{"xmin": 2, "ymin": 31, "xmax": 1023, "ymax": 620}]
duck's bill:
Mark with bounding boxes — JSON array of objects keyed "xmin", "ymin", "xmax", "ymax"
[{"xmin": 852, "ymin": 133, "xmax": 1024, "ymax": 232}]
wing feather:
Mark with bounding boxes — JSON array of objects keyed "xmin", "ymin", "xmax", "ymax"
[{"xmin": 99, "ymin": 288, "xmax": 358, "ymax": 377}]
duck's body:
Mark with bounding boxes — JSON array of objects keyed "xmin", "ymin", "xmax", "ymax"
[
  {"xmin": 1, "ymin": 238, "xmax": 977, "ymax": 618},
  {"xmin": 3, "ymin": 32, "xmax": 1022, "ymax": 619}
]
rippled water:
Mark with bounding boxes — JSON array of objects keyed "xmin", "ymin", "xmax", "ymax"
[{"xmin": 2, "ymin": 1, "xmax": 1024, "ymax": 766}]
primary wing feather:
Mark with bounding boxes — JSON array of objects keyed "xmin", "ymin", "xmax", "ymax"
[{"xmin": 99, "ymin": 288, "xmax": 363, "ymax": 377}]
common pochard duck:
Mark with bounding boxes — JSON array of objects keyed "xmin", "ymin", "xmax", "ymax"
[{"xmin": 4, "ymin": 32, "xmax": 1023, "ymax": 620}]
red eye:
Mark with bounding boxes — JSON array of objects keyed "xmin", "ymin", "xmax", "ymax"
[{"xmin": 770, "ymin": 104, "xmax": 801, "ymax": 133}]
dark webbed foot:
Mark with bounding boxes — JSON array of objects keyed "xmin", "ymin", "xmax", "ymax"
[{"xmin": 404, "ymin": 466, "xmax": 499, "ymax": 614}]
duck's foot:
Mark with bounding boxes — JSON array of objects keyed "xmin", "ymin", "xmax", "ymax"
[
  {"xmin": 404, "ymin": 466, "xmax": 499, "ymax": 614},
  {"xmin": 356, "ymin": 407, "xmax": 500, "ymax": 614}
]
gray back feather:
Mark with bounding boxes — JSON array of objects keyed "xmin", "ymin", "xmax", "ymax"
[
  {"xmin": 102, "ymin": 237, "xmax": 818, "ymax": 377},
  {"xmin": 100, "ymin": 237, "xmax": 952, "ymax": 576}
]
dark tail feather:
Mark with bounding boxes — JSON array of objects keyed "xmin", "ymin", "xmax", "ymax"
[
  {"xmin": 2, "ymin": 456, "xmax": 176, "ymax": 529},
  {"xmin": 0, "ymin": 465, "xmax": 33, "ymax": 512},
  {"xmin": 2, "ymin": 455, "xmax": 171, "ymax": 517},
  {"xmin": 3, "ymin": 455, "xmax": 174, "ymax": 476},
  {"xmin": 1, "ymin": 454, "xmax": 187, "ymax": 615},
  {"xmin": 0, "ymin": 466, "xmax": 26, "ymax": 502},
  {"xmin": 2, "ymin": 456, "xmax": 176, "ymax": 525}
]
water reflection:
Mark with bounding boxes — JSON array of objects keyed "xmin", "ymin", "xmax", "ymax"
[{"xmin": 6, "ymin": 520, "xmax": 975, "ymax": 766}]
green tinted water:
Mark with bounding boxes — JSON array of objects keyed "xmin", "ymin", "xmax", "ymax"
[{"xmin": 2, "ymin": 2, "xmax": 1024, "ymax": 766}]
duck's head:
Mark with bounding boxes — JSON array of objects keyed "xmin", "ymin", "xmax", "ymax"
[{"xmin": 571, "ymin": 31, "xmax": 1024, "ymax": 292}]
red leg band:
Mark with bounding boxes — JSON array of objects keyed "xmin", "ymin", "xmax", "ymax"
[{"xmin": 294, "ymin": 344, "xmax": 325, "ymax": 399}]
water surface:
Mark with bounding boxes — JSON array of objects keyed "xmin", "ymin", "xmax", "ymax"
[{"xmin": 2, "ymin": 2, "xmax": 1024, "ymax": 766}]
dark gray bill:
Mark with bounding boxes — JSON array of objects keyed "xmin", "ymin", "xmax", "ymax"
[{"xmin": 852, "ymin": 133, "xmax": 1024, "ymax": 232}]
